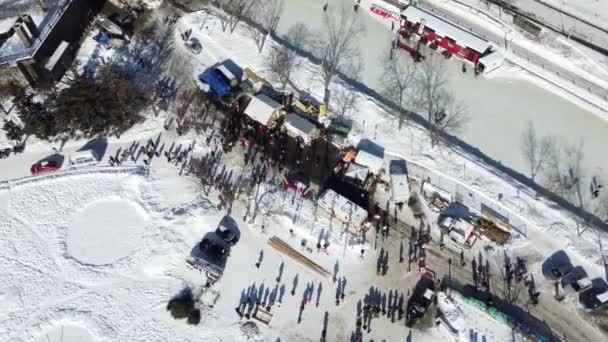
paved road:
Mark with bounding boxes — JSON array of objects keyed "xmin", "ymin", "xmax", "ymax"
[{"xmin": 418, "ymin": 0, "xmax": 608, "ymax": 108}]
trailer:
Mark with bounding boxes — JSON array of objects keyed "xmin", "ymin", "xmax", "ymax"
[{"xmin": 389, "ymin": 159, "xmax": 410, "ymax": 205}]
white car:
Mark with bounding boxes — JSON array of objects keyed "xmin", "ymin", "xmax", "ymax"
[{"xmin": 68, "ymin": 150, "xmax": 99, "ymax": 169}]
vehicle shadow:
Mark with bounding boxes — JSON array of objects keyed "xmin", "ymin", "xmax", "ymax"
[
  {"xmin": 35, "ymin": 153, "xmax": 66, "ymax": 168},
  {"xmin": 78, "ymin": 137, "xmax": 108, "ymax": 161}
]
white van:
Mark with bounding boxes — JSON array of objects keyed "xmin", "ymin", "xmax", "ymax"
[{"xmin": 68, "ymin": 150, "xmax": 99, "ymax": 169}]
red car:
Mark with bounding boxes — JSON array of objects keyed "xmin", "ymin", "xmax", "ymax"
[{"xmin": 30, "ymin": 160, "xmax": 59, "ymax": 175}]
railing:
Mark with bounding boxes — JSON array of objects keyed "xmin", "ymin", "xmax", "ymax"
[
  {"xmin": 0, "ymin": 0, "xmax": 72, "ymax": 65},
  {"xmin": 0, "ymin": 165, "xmax": 150, "ymax": 192}
]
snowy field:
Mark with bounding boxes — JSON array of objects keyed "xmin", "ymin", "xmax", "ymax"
[
  {"xmin": 0, "ymin": 161, "xmax": 465, "ymax": 341},
  {"xmin": 539, "ymin": 0, "xmax": 608, "ymax": 30},
  {"xmin": 2, "ymin": 1, "xmax": 608, "ymax": 341}
]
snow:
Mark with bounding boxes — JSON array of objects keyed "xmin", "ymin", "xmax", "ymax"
[
  {"xmin": 1, "ymin": 2, "xmax": 608, "ymax": 341},
  {"xmin": 66, "ymin": 198, "xmax": 147, "ymax": 265},
  {"xmin": 175, "ymin": 8, "xmax": 608, "ymax": 283},
  {"xmin": 555, "ymin": 0, "xmax": 608, "ymax": 28},
  {"xmin": 34, "ymin": 323, "xmax": 96, "ymax": 342},
  {"xmin": 437, "ymin": 292, "xmax": 521, "ymax": 341}
]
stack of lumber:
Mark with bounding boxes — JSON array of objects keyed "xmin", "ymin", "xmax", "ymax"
[{"xmin": 268, "ymin": 236, "xmax": 331, "ymax": 277}]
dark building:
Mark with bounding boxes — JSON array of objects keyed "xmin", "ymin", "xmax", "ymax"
[{"xmin": 0, "ymin": 0, "xmax": 106, "ymax": 87}]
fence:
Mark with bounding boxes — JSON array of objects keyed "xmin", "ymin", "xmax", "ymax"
[
  {"xmin": 395, "ymin": 154, "xmax": 529, "ymax": 237},
  {"xmin": 418, "ymin": 0, "xmax": 608, "ymax": 111},
  {"xmin": 0, "ymin": 165, "xmax": 149, "ymax": 192}
]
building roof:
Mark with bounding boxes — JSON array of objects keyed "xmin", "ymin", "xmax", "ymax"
[
  {"xmin": 344, "ymin": 163, "xmax": 370, "ymax": 182},
  {"xmin": 402, "ymin": 5, "xmax": 492, "ymax": 53},
  {"xmin": 284, "ymin": 113, "xmax": 317, "ymax": 136},
  {"xmin": 355, "ymin": 139, "xmax": 385, "ymax": 174},
  {"xmin": 244, "ymin": 94, "xmax": 282, "ymax": 126}
]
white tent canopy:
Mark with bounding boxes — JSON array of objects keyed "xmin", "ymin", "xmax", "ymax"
[
  {"xmin": 244, "ymin": 94, "xmax": 283, "ymax": 126},
  {"xmin": 355, "ymin": 139, "xmax": 385, "ymax": 174},
  {"xmin": 344, "ymin": 163, "xmax": 369, "ymax": 183},
  {"xmin": 318, "ymin": 190, "xmax": 368, "ymax": 228}
]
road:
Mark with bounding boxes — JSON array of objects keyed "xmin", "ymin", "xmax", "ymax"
[
  {"xmin": 417, "ymin": 0, "xmax": 608, "ymax": 107},
  {"xmin": 375, "ymin": 180, "xmax": 608, "ymax": 342}
]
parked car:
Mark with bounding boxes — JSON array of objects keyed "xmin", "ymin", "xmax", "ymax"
[
  {"xmin": 184, "ymin": 37, "xmax": 202, "ymax": 54},
  {"xmin": 187, "ymin": 234, "xmax": 231, "ymax": 284},
  {"xmin": 561, "ymin": 266, "xmax": 592, "ymax": 293},
  {"xmin": 30, "ymin": 160, "xmax": 59, "ymax": 175},
  {"xmin": 406, "ymin": 275, "xmax": 436, "ymax": 327},
  {"xmin": 579, "ymin": 278, "xmax": 608, "ymax": 311},
  {"xmin": 68, "ymin": 150, "xmax": 99, "ymax": 169},
  {"xmin": 215, "ymin": 215, "xmax": 240, "ymax": 246},
  {"xmin": 542, "ymin": 250, "xmax": 573, "ymax": 281}
]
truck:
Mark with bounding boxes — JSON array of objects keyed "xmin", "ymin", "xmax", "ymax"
[
  {"xmin": 406, "ymin": 274, "xmax": 436, "ymax": 327},
  {"xmin": 186, "ymin": 233, "xmax": 231, "ymax": 284},
  {"xmin": 389, "ymin": 159, "xmax": 410, "ymax": 206}
]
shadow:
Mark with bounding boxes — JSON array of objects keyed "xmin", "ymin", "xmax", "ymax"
[
  {"xmin": 447, "ymin": 277, "xmax": 560, "ymax": 340},
  {"xmin": 541, "ymin": 250, "xmax": 573, "ymax": 281},
  {"xmin": 217, "ymin": 215, "xmax": 241, "ymax": 245},
  {"xmin": 78, "ymin": 137, "xmax": 108, "ymax": 161},
  {"xmin": 35, "ymin": 153, "xmax": 66, "ymax": 168}
]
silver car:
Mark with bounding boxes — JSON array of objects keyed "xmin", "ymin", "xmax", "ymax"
[{"xmin": 185, "ymin": 37, "xmax": 202, "ymax": 54}]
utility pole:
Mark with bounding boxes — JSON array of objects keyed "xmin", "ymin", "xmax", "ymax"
[{"xmin": 448, "ymin": 257, "xmax": 452, "ymax": 298}]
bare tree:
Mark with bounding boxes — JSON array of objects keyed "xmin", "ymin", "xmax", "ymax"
[
  {"xmin": 520, "ymin": 121, "xmax": 552, "ymax": 181},
  {"xmin": 330, "ymin": 86, "xmax": 360, "ymax": 117},
  {"xmin": 544, "ymin": 139, "xmax": 566, "ymax": 197},
  {"xmin": 310, "ymin": 4, "xmax": 364, "ymax": 92},
  {"xmin": 380, "ymin": 53, "xmax": 418, "ymax": 129},
  {"xmin": 266, "ymin": 44, "xmax": 299, "ymax": 90},
  {"xmin": 285, "ymin": 22, "xmax": 310, "ymax": 50},
  {"xmin": 247, "ymin": 0, "xmax": 284, "ymax": 52},
  {"xmin": 564, "ymin": 141, "xmax": 586, "ymax": 207},
  {"xmin": 216, "ymin": 0, "xmax": 259, "ymax": 33},
  {"xmin": 492, "ymin": 253, "xmax": 523, "ymax": 304},
  {"xmin": 416, "ymin": 56, "xmax": 468, "ymax": 147}
]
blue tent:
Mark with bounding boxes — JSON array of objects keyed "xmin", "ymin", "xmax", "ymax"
[{"xmin": 198, "ymin": 68, "xmax": 231, "ymax": 98}]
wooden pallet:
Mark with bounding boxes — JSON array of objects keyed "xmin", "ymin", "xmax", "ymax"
[{"xmin": 268, "ymin": 236, "xmax": 331, "ymax": 278}]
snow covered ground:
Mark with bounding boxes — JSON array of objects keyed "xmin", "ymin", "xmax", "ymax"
[
  {"xmin": 0, "ymin": 154, "xmax": 458, "ymax": 341},
  {"xmin": 533, "ymin": 0, "xmax": 608, "ymax": 31},
  {"xmin": 2, "ymin": 2, "xmax": 608, "ymax": 341}
]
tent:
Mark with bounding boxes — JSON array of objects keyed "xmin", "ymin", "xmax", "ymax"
[
  {"xmin": 243, "ymin": 94, "xmax": 283, "ymax": 126},
  {"xmin": 283, "ymin": 113, "xmax": 319, "ymax": 145},
  {"xmin": 199, "ymin": 68, "xmax": 232, "ymax": 98},
  {"xmin": 355, "ymin": 150, "xmax": 384, "ymax": 174},
  {"xmin": 318, "ymin": 189, "xmax": 368, "ymax": 229},
  {"xmin": 343, "ymin": 163, "xmax": 369, "ymax": 184},
  {"xmin": 355, "ymin": 139, "xmax": 385, "ymax": 174}
]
